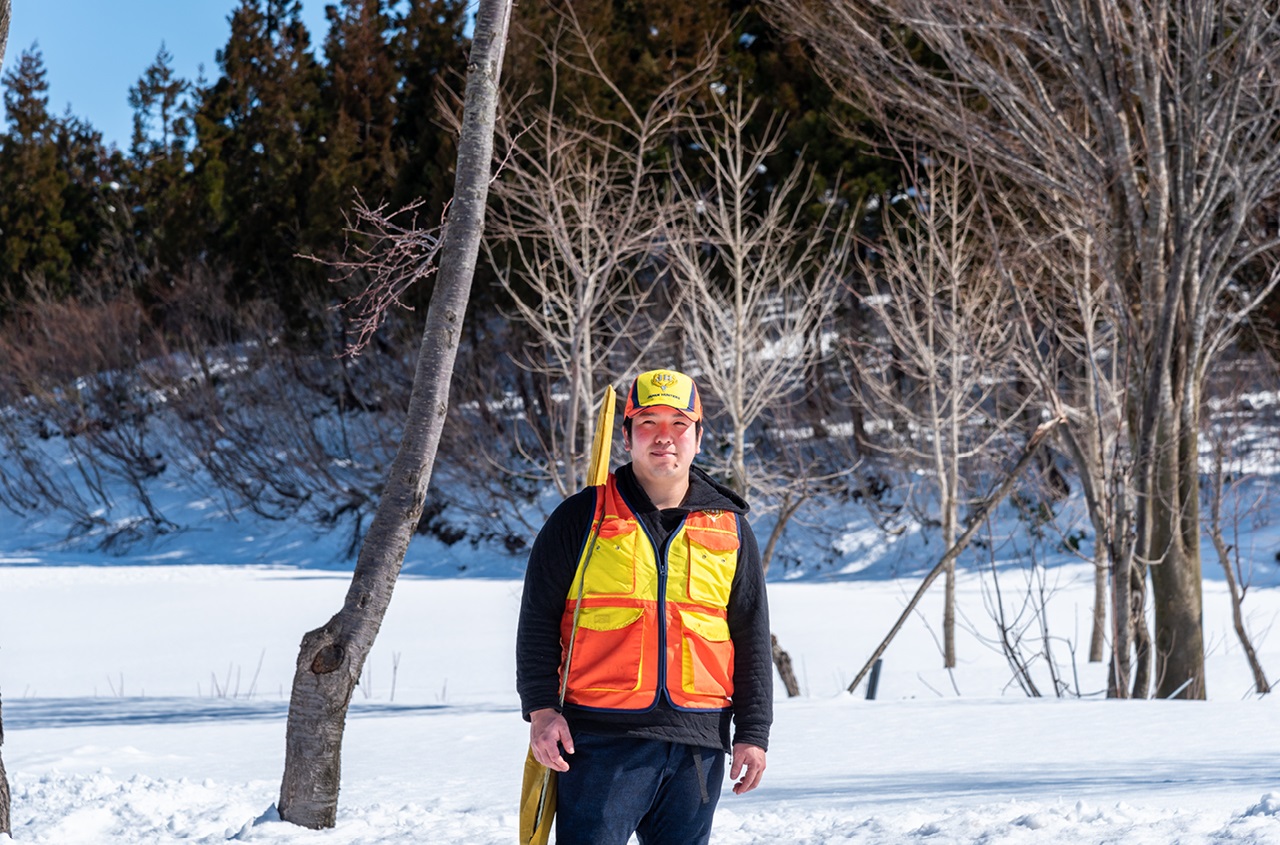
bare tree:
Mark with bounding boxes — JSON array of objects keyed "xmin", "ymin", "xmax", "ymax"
[
  {"xmin": 1, "ymin": 71, "xmax": 27, "ymax": 793},
  {"xmin": 1202, "ymin": 363, "xmax": 1274, "ymax": 695},
  {"xmin": 0, "ymin": 0, "xmax": 9, "ymax": 69},
  {"xmin": 769, "ymin": 0, "xmax": 1280, "ymax": 700},
  {"xmin": 998, "ymin": 201, "xmax": 1152, "ymax": 697},
  {"xmin": 669, "ymin": 84, "xmax": 852, "ymax": 525},
  {"xmin": 0, "ymin": 280, "xmax": 183, "ymax": 546},
  {"xmin": 487, "ymin": 8, "xmax": 711, "ymax": 497},
  {"xmin": 1, "ymin": 695, "xmax": 9, "ymax": 836},
  {"xmin": 277, "ymin": 0, "xmax": 512, "ymax": 828},
  {"xmin": 666, "ymin": 84, "xmax": 855, "ymax": 694},
  {"xmin": 847, "ymin": 414, "xmax": 1064, "ymax": 694},
  {"xmin": 851, "ymin": 155, "xmax": 1023, "ymax": 668}
]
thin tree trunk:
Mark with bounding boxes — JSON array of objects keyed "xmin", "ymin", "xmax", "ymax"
[
  {"xmin": 1130, "ymin": 561, "xmax": 1152, "ymax": 698},
  {"xmin": 1207, "ymin": 443, "xmax": 1272, "ymax": 694},
  {"xmin": 0, "ymin": 0, "xmax": 10, "ymax": 68},
  {"xmin": 771, "ymin": 634, "xmax": 801, "ymax": 697},
  {"xmin": 846, "ymin": 415, "xmax": 1063, "ymax": 694},
  {"xmin": 1214, "ymin": 539, "xmax": 1272, "ymax": 694},
  {"xmin": 1107, "ymin": 552, "xmax": 1133, "ymax": 698},
  {"xmin": 1090, "ymin": 538, "xmax": 1106, "ymax": 663},
  {"xmin": 759, "ymin": 484, "xmax": 806, "ymax": 697},
  {"xmin": 1, "ymin": 694, "xmax": 10, "ymax": 836},
  {"xmin": 277, "ymin": 0, "xmax": 512, "ymax": 829}
]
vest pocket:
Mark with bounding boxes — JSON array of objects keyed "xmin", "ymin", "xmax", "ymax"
[
  {"xmin": 684, "ymin": 534, "xmax": 737, "ymax": 607},
  {"xmin": 565, "ymin": 606, "xmax": 645, "ymax": 693},
  {"xmin": 580, "ymin": 520, "xmax": 638, "ymax": 596},
  {"xmin": 679, "ymin": 609, "xmax": 735, "ymax": 697}
]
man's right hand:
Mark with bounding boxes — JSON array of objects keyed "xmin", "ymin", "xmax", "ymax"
[{"xmin": 529, "ymin": 708, "xmax": 574, "ymax": 772}]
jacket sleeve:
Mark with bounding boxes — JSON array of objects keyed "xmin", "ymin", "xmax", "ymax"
[
  {"xmin": 726, "ymin": 517, "xmax": 773, "ymax": 750},
  {"xmin": 515, "ymin": 487, "xmax": 597, "ymax": 720}
]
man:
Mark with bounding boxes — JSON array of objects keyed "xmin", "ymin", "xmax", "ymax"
[{"xmin": 517, "ymin": 369, "xmax": 772, "ymax": 845}]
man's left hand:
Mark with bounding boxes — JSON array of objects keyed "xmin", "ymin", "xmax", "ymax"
[{"xmin": 729, "ymin": 743, "xmax": 766, "ymax": 794}]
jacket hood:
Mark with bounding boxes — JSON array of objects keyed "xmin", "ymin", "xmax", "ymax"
[{"xmin": 615, "ymin": 463, "xmax": 750, "ymax": 516}]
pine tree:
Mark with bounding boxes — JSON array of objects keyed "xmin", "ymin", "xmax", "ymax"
[
  {"xmin": 308, "ymin": 0, "xmax": 401, "ymax": 261},
  {"xmin": 0, "ymin": 46, "xmax": 76, "ymax": 302},
  {"xmin": 129, "ymin": 43, "xmax": 190, "ymax": 161},
  {"xmin": 193, "ymin": 0, "xmax": 324, "ymax": 314},
  {"xmin": 54, "ymin": 114, "xmax": 124, "ymax": 290},
  {"xmin": 389, "ymin": 0, "xmax": 468, "ymax": 214},
  {"xmin": 505, "ymin": 0, "xmax": 884, "ymax": 205},
  {"xmin": 126, "ymin": 43, "xmax": 194, "ymax": 275}
]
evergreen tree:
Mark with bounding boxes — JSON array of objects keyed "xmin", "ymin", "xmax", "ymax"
[
  {"xmin": 54, "ymin": 113, "xmax": 124, "ymax": 291},
  {"xmin": 0, "ymin": 46, "xmax": 75, "ymax": 302},
  {"xmin": 308, "ymin": 0, "xmax": 401, "ymax": 265},
  {"xmin": 129, "ymin": 43, "xmax": 190, "ymax": 161},
  {"xmin": 389, "ymin": 0, "xmax": 468, "ymax": 214},
  {"xmin": 126, "ymin": 43, "xmax": 194, "ymax": 275},
  {"xmin": 505, "ymin": 0, "xmax": 886, "ymax": 206},
  {"xmin": 193, "ymin": 0, "xmax": 324, "ymax": 314}
]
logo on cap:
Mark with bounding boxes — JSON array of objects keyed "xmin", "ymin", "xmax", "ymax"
[{"xmin": 624, "ymin": 369, "xmax": 703, "ymax": 421}]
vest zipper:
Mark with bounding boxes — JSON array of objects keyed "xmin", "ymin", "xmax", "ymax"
[
  {"xmin": 619, "ymin": 484, "xmax": 686, "ymax": 709},
  {"xmin": 653, "ymin": 521, "xmax": 684, "ymax": 705}
]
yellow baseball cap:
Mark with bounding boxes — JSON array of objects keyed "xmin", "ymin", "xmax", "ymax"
[{"xmin": 624, "ymin": 370, "xmax": 703, "ymax": 421}]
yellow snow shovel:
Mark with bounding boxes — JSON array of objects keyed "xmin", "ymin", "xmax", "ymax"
[{"xmin": 519, "ymin": 384, "xmax": 616, "ymax": 845}]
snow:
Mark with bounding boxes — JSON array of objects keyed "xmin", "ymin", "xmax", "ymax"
[{"xmin": 3, "ymin": 471, "xmax": 1280, "ymax": 842}]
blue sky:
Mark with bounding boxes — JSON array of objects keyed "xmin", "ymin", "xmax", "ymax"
[{"xmin": 2, "ymin": 0, "xmax": 333, "ymax": 149}]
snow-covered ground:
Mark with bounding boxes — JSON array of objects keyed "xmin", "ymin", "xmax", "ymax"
[{"xmin": 2, "ymin": 464, "xmax": 1280, "ymax": 842}]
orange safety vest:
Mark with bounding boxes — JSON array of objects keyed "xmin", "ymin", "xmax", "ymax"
[{"xmin": 560, "ymin": 475, "xmax": 740, "ymax": 711}]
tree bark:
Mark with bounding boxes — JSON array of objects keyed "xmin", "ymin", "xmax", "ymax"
[
  {"xmin": 1141, "ymin": 402, "xmax": 1205, "ymax": 699},
  {"xmin": 1089, "ymin": 539, "xmax": 1107, "ymax": 663},
  {"xmin": 1129, "ymin": 561, "xmax": 1152, "ymax": 698},
  {"xmin": 771, "ymin": 634, "xmax": 801, "ymax": 697},
  {"xmin": 0, "ymin": 0, "xmax": 11, "ymax": 69},
  {"xmin": 277, "ymin": 0, "xmax": 512, "ymax": 829},
  {"xmin": 0, "ymin": 6, "xmax": 10, "ymax": 794},
  {"xmin": 1, "ymin": 695, "xmax": 10, "ymax": 836}
]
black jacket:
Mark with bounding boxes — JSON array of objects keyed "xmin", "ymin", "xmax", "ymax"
[{"xmin": 516, "ymin": 463, "xmax": 773, "ymax": 753}]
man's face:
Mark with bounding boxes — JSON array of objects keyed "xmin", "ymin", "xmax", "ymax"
[{"xmin": 624, "ymin": 405, "xmax": 702, "ymax": 487}]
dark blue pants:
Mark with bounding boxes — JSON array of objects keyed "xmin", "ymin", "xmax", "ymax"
[{"xmin": 554, "ymin": 733, "xmax": 725, "ymax": 845}]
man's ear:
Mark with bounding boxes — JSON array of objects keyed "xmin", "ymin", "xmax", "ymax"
[{"xmin": 622, "ymin": 428, "xmax": 632, "ymax": 452}]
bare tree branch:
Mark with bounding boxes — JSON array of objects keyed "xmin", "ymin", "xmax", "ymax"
[{"xmin": 846, "ymin": 414, "xmax": 1064, "ymax": 695}]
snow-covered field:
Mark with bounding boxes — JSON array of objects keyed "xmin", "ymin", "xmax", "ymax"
[{"xmin": 2, "ymin": 474, "xmax": 1280, "ymax": 842}]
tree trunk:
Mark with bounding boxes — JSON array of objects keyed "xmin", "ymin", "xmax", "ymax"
[
  {"xmin": 1089, "ymin": 539, "xmax": 1106, "ymax": 663},
  {"xmin": 942, "ymin": 496, "xmax": 956, "ymax": 669},
  {"xmin": 761, "ymin": 495, "xmax": 805, "ymax": 697},
  {"xmin": 1129, "ymin": 561, "xmax": 1152, "ymax": 698},
  {"xmin": 1107, "ymin": 552, "xmax": 1133, "ymax": 698},
  {"xmin": 277, "ymin": 0, "xmax": 512, "ymax": 829},
  {"xmin": 1057, "ymin": 414, "xmax": 1118, "ymax": 669},
  {"xmin": 1207, "ymin": 435, "xmax": 1272, "ymax": 694},
  {"xmin": 1144, "ymin": 407, "xmax": 1205, "ymax": 700},
  {"xmin": 0, "ymin": 0, "xmax": 10, "ymax": 69},
  {"xmin": 0, "ymin": 23, "xmax": 17, "ymax": 831},
  {"xmin": 1, "ymin": 694, "xmax": 10, "ymax": 836},
  {"xmin": 771, "ymin": 634, "xmax": 801, "ymax": 697},
  {"xmin": 1214, "ymin": 530, "xmax": 1272, "ymax": 694}
]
